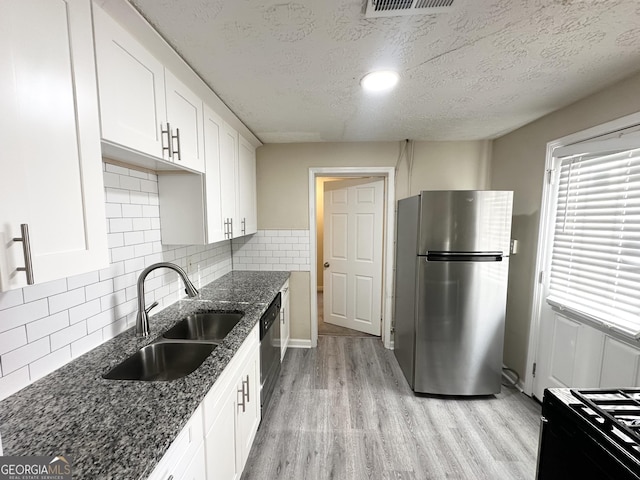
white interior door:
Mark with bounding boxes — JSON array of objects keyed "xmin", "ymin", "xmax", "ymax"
[{"xmin": 323, "ymin": 178, "xmax": 384, "ymax": 336}]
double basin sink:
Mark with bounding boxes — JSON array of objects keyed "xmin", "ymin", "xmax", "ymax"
[{"xmin": 103, "ymin": 312, "xmax": 243, "ymax": 381}]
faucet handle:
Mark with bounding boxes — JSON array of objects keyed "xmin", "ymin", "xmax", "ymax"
[{"xmin": 145, "ymin": 301, "xmax": 159, "ymax": 315}]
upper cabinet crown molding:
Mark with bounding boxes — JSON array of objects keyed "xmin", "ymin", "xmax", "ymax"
[{"xmin": 0, "ymin": 0, "xmax": 108, "ymax": 291}]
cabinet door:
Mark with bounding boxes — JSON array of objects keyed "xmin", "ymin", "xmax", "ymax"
[
  {"xmin": 165, "ymin": 70, "xmax": 205, "ymax": 173},
  {"xmin": 0, "ymin": 0, "xmax": 107, "ymax": 291},
  {"xmin": 93, "ymin": 4, "xmax": 167, "ymax": 159},
  {"xmin": 180, "ymin": 444, "xmax": 206, "ymax": 480},
  {"xmin": 205, "ymin": 387, "xmax": 239, "ymax": 480},
  {"xmin": 238, "ymin": 136, "xmax": 258, "ymax": 237},
  {"xmin": 220, "ymin": 124, "xmax": 239, "ymax": 238},
  {"xmin": 203, "ymin": 106, "xmax": 226, "ymax": 243},
  {"xmin": 281, "ymin": 284, "xmax": 290, "ymax": 360},
  {"xmin": 236, "ymin": 346, "xmax": 261, "ymax": 471}
]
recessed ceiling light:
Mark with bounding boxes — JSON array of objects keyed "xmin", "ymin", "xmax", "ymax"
[{"xmin": 360, "ymin": 70, "xmax": 400, "ymax": 92}]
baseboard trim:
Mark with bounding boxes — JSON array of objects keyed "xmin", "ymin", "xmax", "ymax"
[{"xmin": 288, "ymin": 338, "xmax": 312, "ymax": 349}]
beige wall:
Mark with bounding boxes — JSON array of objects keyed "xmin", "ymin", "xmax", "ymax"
[
  {"xmin": 256, "ymin": 140, "xmax": 492, "ymax": 342},
  {"xmin": 491, "ymin": 71, "xmax": 640, "ymax": 378}
]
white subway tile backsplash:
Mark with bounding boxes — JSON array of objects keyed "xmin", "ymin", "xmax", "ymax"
[
  {"xmin": 26, "ymin": 311, "xmax": 69, "ymax": 342},
  {"xmin": 232, "ymin": 230, "xmax": 311, "ymax": 272},
  {"xmin": 50, "ymin": 321, "xmax": 87, "ymax": 351},
  {"xmin": 0, "ymin": 367, "xmax": 30, "ymax": 402},
  {"xmin": 0, "ymin": 289, "xmax": 23, "ymax": 311},
  {"xmin": 105, "ymin": 163, "xmax": 129, "ymax": 176},
  {"xmin": 23, "ymin": 279, "xmax": 68, "ymax": 303},
  {"xmin": 105, "ymin": 187, "xmax": 130, "ymax": 204},
  {"xmin": 87, "ymin": 310, "xmax": 116, "ymax": 334},
  {"xmin": 111, "ymin": 245, "xmax": 135, "ymax": 263},
  {"xmin": 122, "ymin": 204, "xmax": 143, "ymax": 218},
  {"xmin": 0, "ymin": 300, "xmax": 49, "ymax": 333},
  {"xmin": 68, "ymin": 299, "xmax": 102, "ymax": 325},
  {"xmin": 119, "ymin": 175, "xmax": 141, "ymax": 191},
  {"xmin": 124, "ymin": 231, "xmax": 145, "ymax": 246},
  {"xmin": 29, "ymin": 346, "xmax": 71, "ymax": 382},
  {"xmin": 129, "ymin": 191, "xmax": 150, "ymax": 205},
  {"xmin": 0, "ymin": 327, "xmax": 27, "ymax": 355},
  {"xmin": 109, "ymin": 218, "xmax": 134, "ymax": 233},
  {"xmin": 71, "ymin": 331, "xmax": 103, "ymax": 358},
  {"xmin": 48, "ymin": 288, "xmax": 86, "ymax": 315},
  {"xmin": 67, "ymin": 271, "xmax": 100, "ymax": 290},
  {"xmin": 85, "ymin": 280, "xmax": 114, "ymax": 302},
  {"xmin": 1, "ymin": 337, "xmax": 50, "ymax": 375},
  {"xmin": 0, "ymin": 165, "xmax": 233, "ymax": 399}
]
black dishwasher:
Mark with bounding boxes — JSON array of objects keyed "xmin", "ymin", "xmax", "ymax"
[{"xmin": 259, "ymin": 292, "xmax": 281, "ymax": 418}]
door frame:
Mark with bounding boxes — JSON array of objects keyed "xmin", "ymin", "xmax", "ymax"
[
  {"xmin": 308, "ymin": 167, "xmax": 396, "ymax": 349},
  {"xmin": 524, "ymin": 110, "xmax": 640, "ymax": 396}
]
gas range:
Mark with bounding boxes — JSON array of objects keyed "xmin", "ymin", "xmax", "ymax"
[{"xmin": 537, "ymin": 388, "xmax": 640, "ymax": 479}]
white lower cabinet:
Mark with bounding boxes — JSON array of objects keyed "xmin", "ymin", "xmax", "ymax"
[
  {"xmin": 147, "ymin": 325, "xmax": 261, "ymax": 480},
  {"xmin": 203, "ymin": 325, "xmax": 260, "ymax": 480},
  {"xmin": 148, "ymin": 406, "xmax": 205, "ymax": 480}
]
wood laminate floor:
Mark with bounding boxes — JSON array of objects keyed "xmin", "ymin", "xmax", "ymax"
[{"xmin": 242, "ymin": 336, "xmax": 542, "ymax": 480}]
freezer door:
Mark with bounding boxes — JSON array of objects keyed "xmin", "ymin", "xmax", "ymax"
[
  {"xmin": 414, "ymin": 257, "xmax": 509, "ymax": 395},
  {"xmin": 418, "ymin": 190, "xmax": 513, "ymax": 254}
]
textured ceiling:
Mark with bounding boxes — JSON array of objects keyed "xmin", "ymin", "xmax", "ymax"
[{"xmin": 129, "ymin": 0, "xmax": 640, "ymax": 143}]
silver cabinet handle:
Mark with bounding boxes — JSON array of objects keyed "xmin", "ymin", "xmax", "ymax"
[
  {"xmin": 172, "ymin": 127, "xmax": 181, "ymax": 161},
  {"xmin": 241, "ymin": 218, "xmax": 246, "ymax": 235},
  {"xmin": 162, "ymin": 123, "xmax": 173, "ymax": 158},
  {"xmin": 13, "ymin": 224, "xmax": 34, "ymax": 285},
  {"xmin": 281, "ymin": 307, "xmax": 285, "ymax": 324},
  {"xmin": 230, "ymin": 218, "xmax": 233, "ymax": 238},
  {"xmin": 243, "ymin": 375, "xmax": 250, "ymax": 403},
  {"xmin": 324, "ymin": 262, "xmax": 330, "ymax": 268},
  {"xmin": 167, "ymin": 476, "xmax": 173, "ymax": 480},
  {"xmin": 237, "ymin": 384, "xmax": 246, "ymax": 413}
]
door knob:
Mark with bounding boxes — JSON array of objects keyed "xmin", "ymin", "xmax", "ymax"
[{"xmin": 324, "ymin": 262, "xmax": 330, "ymax": 268}]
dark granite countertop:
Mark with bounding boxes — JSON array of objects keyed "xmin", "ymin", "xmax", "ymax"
[{"xmin": 0, "ymin": 270, "xmax": 290, "ymax": 479}]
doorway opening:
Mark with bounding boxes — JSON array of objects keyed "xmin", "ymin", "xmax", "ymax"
[{"xmin": 308, "ymin": 167, "xmax": 396, "ymax": 349}]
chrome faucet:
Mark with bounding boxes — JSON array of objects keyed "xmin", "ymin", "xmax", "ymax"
[{"xmin": 135, "ymin": 262, "xmax": 199, "ymax": 337}]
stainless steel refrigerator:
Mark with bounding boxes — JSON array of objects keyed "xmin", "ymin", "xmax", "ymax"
[{"xmin": 394, "ymin": 190, "xmax": 513, "ymax": 396}]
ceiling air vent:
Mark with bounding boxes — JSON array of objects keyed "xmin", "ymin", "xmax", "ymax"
[{"xmin": 365, "ymin": 0, "xmax": 455, "ymax": 18}]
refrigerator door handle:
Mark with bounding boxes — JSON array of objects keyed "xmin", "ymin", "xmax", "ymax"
[{"xmin": 426, "ymin": 252, "xmax": 503, "ymax": 262}]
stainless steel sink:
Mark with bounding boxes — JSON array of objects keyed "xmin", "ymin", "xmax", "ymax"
[
  {"xmin": 102, "ymin": 342, "xmax": 216, "ymax": 381},
  {"xmin": 162, "ymin": 312, "xmax": 243, "ymax": 342}
]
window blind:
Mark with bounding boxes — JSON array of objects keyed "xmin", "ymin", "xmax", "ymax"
[{"xmin": 547, "ymin": 148, "xmax": 640, "ymax": 337}]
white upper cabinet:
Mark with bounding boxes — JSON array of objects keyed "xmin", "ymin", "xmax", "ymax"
[
  {"xmin": 221, "ymin": 124, "xmax": 240, "ymax": 238},
  {"xmin": 93, "ymin": 4, "xmax": 167, "ymax": 159},
  {"xmin": 238, "ymin": 136, "xmax": 258, "ymax": 236},
  {"xmin": 0, "ymin": 0, "xmax": 108, "ymax": 292},
  {"xmin": 165, "ymin": 70, "xmax": 205, "ymax": 173},
  {"xmin": 93, "ymin": 4, "xmax": 205, "ymax": 173},
  {"xmin": 203, "ymin": 105, "xmax": 226, "ymax": 244}
]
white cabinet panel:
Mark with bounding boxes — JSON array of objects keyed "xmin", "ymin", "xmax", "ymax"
[
  {"xmin": 236, "ymin": 346, "xmax": 260, "ymax": 470},
  {"xmin": 221, "ymin": 124, "xmax": 239, "ymax": 238},
  {"xmin": 205, "ymin": 387, "xmax": 239, "ymax": 480},
  {"xmin": 238, "ymin": 136, "xmax": 257, "ymax": 236},
  {"xmin": 0, "ymin": 0, "xmax": 107, "ymax": 291},
  {"xmin": 600, "ymin": 336, "xmax": 640, "ymax": 388},
  {"xmin": 165, "ymin": 70, "xmax": 205, "ymax": 173},
  {"xmin": 93, "ymin": 4, "xmax": 166, "ymax": 159},
  {"xmin": 203, "ymin": 106, "xmax": 226, "ymax": 244},
  {"xmin": 148, "ymin": 406, "xmax": 205, "ymax": 480}
]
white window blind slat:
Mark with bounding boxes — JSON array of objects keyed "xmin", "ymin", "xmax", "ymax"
[{"xmin": 547, "ymin": 147, "xmax": 640, "ymax": 337}]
